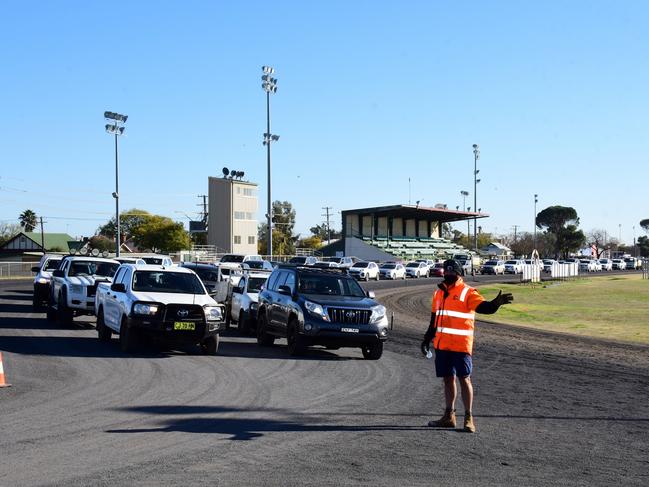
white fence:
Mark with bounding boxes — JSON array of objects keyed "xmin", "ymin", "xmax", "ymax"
[
  {"xmin": 550, "ymin": 262, "xmax": 579, "ymax": 279},
  {"xmin": 0, "ymin": 262, "xmax": 37, "ymax": 278},
  {"xmin": 521, "ymin": 263, "xmax": 542, "ymax": 283}
]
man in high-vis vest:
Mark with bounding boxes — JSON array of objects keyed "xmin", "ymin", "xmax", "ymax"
[{"xmin": 421, "ymin": 259, "xmax": 513, "ymax": 433}]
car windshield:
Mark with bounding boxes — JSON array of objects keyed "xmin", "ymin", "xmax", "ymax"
[
  {"xmin": 221, "ymin": 255, "xmax": 244, "ymax": 263},
  {"xmin": 406, "ymin": 263, "xmax": 419, "ymax": 267},
  {"xmin": 485, "ymin": 260, "xmax": 498, "ymax": 265},
  {"xmin": 353, "ymin": 262, "xmax": 369, "ymax": 268},
  {"xmin": 69, "ymin": 261, "xmax": 119, "ymax": 277},
  {"xmin": 195, "ymin": 269, "xmax": 219, "ymax": 282},
  {"xmin": 142, "ymin": 257, "xmax": 163, "ymax": 265},
  {"xmin": 248, "ymin": 277, "xmax": 268, "ymax": 293},
  {"xmin": 44, "ymin": 259, "xmax": 62, "ymax": 271},
  {"xmin": 132, "ymin": 271, "xmax": 204, "ymax": 294},
  {"xmin": 298, "ymin": 274, "xmax": 366, "ymax": 297},
  {"xmin": 505, "ymin": 261, "xmax": 516, "ymax": 265},
  {"xmin": 381, "ymin": 264, "xmax": 396, "ymax": 269},
  {"xmin": 245, "ymin": 261, "xmax": 266, "ymax": 269}
]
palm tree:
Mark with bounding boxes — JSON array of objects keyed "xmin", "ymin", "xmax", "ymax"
[{"xmin": 19, "ymin": 209, "xmax": 37, "ymax": 232}]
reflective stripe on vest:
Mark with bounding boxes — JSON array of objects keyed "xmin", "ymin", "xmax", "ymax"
[
  {"xmin": 437, "ymin": 309, "xmax": 474, "ymax": 320},
  {"xmin": 436, "ymin": 326, "xmax": 474, "ymax": 336}
]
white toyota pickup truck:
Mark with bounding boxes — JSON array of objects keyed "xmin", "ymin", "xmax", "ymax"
[
  {"xmin": 229, "ymin": 270, "xmax": 271, "ymax": 335},
  {"xmin": 48, "ymin": 256, "xmax": 120, "ymax": 325},
  {"xmin": 94, "ymin": 264, "xmax": 225, "ymax": 354}
]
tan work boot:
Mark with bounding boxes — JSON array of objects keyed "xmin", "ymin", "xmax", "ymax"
[
  {"xmin": 463, "ymin": 412, "xmax": 476, "ymax": 433},
  {"xmin": 428, "ymin": 409, "xmax": 456, "ymax": 428}
]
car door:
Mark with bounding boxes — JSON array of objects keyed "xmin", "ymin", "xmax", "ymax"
[
  {"xmin": 231, "ymin": 276, "xmax": 244, "ymax": 322},
  {"xmin": 104, "ymin": 267, "xmax": 126, "ymax": 328},
  {"xmin": 269, "ymin": 270, "xmax": 288, "ymax": 329},
  {"xmin": 275, "ymin": 271, "xmax": 296, "ymax": 335}
]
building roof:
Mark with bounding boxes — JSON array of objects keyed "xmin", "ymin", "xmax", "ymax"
[
  {"xmin": 341, "ymin": 204, "xmax": 488, "ymax": 224},
  {"xmin": 0, "ymin": 232, "xmax": 75, "ymax": 251},
  {"xmin": 483, "ymin": 242, "xmax": 511, "ymax": 251}
]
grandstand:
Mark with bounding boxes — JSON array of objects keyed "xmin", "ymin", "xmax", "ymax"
[{"xmin": 319, "ymin": 204, "xmax": 488, "ymax": 262}]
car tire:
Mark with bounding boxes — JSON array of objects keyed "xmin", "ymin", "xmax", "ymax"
[
  {"xmin": 286, "ymin": 320, "xmax": 306, "ymax": 356},
  {"xmin": 200, "ymin": 335, "xmax": 219, "ymax": 355},
  {"xmin": 238, "ymin": 310, "xmax": 252, "ymax": 335},
  {"xmin": 375, "ymin": 272, "xmax": 380, "ymax": 281},
  {"xmin": 402, "ymin": 273, "xmax": 406, "ymax": 280},
  {"xmin": 96, "ymin": 309, "xmax": 112, "ymax": 342},
  {"xmin": 120, "ymin": 318, "xmax": 138, "ymax": 353},
  {"xmin": 57, "ymin": 290, "xmax": 73, "ymax": 327},
  {"xmin": 32, "ymin": 294, "xmax": 41, "ymax": 312},
  {"xmin": 364, "ymin": 274, "xmax": 369, "ymax": 282},
  {"xmin": 256, "ymin": 312, "xmax": 275, "ymax": 346},
  {"xmin": 361, "ymin": 341, "xmax": 383, "ymax": 360}
]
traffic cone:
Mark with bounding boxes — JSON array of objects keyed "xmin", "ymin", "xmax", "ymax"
[{"xmin": 0, "ymin": 352, "xmax": 12, "ymax": 388}]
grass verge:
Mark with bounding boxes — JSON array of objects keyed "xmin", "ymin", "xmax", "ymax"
[{"xmin": 478, "ymin": 274, "xmax": 649, "ymax": 344}]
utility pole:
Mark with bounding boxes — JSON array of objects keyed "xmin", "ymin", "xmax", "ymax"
[
  {"xmin": 322, "ymin": 206, "xmax": 333, "ymax": 245},
  {"xmin": 197, "ymin": 194, "xmax": 208, "ymax": 223},
  {"xmin": 39, "ymin": 216, "xmax": 45, "ymax": 253},
  {"xmin": 512, "ymin": 225, "xmax": 520, "ymax": 243}
]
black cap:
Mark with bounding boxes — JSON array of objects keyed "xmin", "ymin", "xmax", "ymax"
[{"xmin": 443, "ymin": 259, "xmax": 464, "ymax": 276}]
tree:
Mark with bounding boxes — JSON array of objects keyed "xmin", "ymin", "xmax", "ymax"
[
  {"xmin": 88, "ymin": 235, "xmax": 114, "ymax": 252},
  {"xmin": 296, "ymin": 236, "xmax": 322, "ymax": 249},
  {"xmin": 536, "ymin": 206, "xmax": 581, "ymax": 258},
  {"xmin": 587, "ymin": 229, "xmax": 609, "ymax": 258},
  {"xmin": 637, "ymin": 235, "xmax": 649, "ymax": 257},
  {"xmin": 640, "ymin": 219, "xmax": 649, "ymax": 234},
  {"xmin": 309, "ymin": 223, "xmax": 341, "ymax": 242},
  {"xmin": 131, "ymin": 216, "xmax": 190, "ymax": 252},
  {"xmin": 258, "ymin": 201, "xmax": 299, "ymax": 255},
  {"xmin": 0, "ymin": 223, "xmax": 22, "ymax": 246},
  {"xmin": 556, "ymin": 224, "xmax": 586, "ymax": 259},
  {"xmin": 97, "ymin": 209, "xmax": 153, "ymax": 240},
  {"xmin": 19, "ymin": 209, "xmax": 37, "ymax": 232}
]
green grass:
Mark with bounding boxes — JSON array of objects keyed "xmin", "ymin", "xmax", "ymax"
[{"xmin": 477, "ymin": 275, "xmax": 649, "ymax": 344}]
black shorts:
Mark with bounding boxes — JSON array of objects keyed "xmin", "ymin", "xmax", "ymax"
[{"xmin": 435, "ymin": 349, "xmax": 472, "ymax": 378}]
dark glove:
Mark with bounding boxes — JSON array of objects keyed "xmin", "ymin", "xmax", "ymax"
[
  {"xmin": 492, "ymin": 290, "xmax": 514, "ymax": 307},
  {"xmin": 420, "ymin": 339, "xmax": 430, "ymax": 356},
  {"xmin": 420, "ymin": 323, "xmax": 436, "ymax": 356}
]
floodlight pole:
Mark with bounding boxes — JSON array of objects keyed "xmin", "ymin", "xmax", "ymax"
[
  {"xmin": 262, "ymin": 66, "xmax": 278, "ymax": 258},
  {"xmin": 472, "ymin": 144, "xmax": 480, "ymax": 251},
  {"xmin": 114, "ymin": 132, "xmax": 120, "ymax": 257},
  {"xmin": 533, "ymin": 194, "xmax": 538, "ymax": 249}
]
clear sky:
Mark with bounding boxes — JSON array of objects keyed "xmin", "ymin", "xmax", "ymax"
[{"xmin": 1, "ymin": 1, "xmax": 647, "ymax": 245}]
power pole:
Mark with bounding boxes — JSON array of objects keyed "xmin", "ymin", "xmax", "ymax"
[
  {"xmin": 322, "ymin": 206, "xmax": 333, "ymax": 244},
  {"xmin": 512, "ymin": 225, "xmax": 520, "ymax": 243},
  {"xmin": 197, "ymin": 194, "xmax": 208, "ymax": 224},
  {"xmin": 39, "ymin": 216, "xmax": 45, "ymax": 253}
]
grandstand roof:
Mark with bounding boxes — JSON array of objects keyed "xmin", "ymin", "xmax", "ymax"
[{"xmin": 342, "ymin": 204, "xmax": 488, "ymax": 223}]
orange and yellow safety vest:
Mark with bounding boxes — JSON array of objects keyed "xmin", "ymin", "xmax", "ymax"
[{"xmin": 431, "ymin": 277, "xmax": 485, "ymax": 355}]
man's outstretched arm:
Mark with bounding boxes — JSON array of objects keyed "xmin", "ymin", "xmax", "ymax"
[{"xmin": 475, "ymin": 290, "xmax": 514, "ymax": 314}]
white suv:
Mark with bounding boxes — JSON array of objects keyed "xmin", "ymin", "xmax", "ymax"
[
  {"xmin": 504, "ymin": 259, "xmax": 524, "ymax": 274},
  {"xmin": 405, "ymin": 261, "xmax": 429, "ymax": 278},
  {"xmin": 348, "ymin": 261, "xmax": 380, "ymax": 281}
]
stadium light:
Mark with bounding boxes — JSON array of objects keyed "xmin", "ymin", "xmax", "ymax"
[
  {"xmin": 262, "ymin": 65, "xmax": 279, "ymax": 257},
  {"xmin": 104, "ymin": 110, "xmax": 127, "ymax": 257},
  {"xmin": 534, "ymin": 194, "xmax": 539, "ymax": 249},
  {"xmin": 472, "ymin": 144, "xmax": 480, "ymax": 251}
]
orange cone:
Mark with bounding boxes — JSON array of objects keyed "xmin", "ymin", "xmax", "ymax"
[{"xmin": 0, "ymin": 352, "xmax": 11, "ymax": 388}]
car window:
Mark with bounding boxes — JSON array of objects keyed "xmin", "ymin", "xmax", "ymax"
[
  {"xmin": 248, "ymin": 277, "xmax": 268, "ymax": 293},
  {"xmin": 44, "ymin": 259, "xmax": 62, "ymax": 271},
  {"xmin": 266, "ymin": 271, "xmax": 280, "ymax": 291},
  {"xmin": 381, "ymin": 264, "xmax": 396, "ymax": 269},
  {"xmin": 221, "ymin": 255, "xmax": 245, "ymax": 263},
  {"xmin": 113, "ymin": 267, "xmax": 126, "ymax": 284},
  {"xmin": 354, "ymin": 262, "xmax": 369, "ymax": 268},
  {"xmin": 284, "ymin": 272, "xmax": 296, "ymax": 293},
  {"xmin": 274, "ymin": 271, "xmax": 289, "ymax": 290}
]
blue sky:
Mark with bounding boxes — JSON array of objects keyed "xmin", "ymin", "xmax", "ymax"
[{"xmin": 1, "ymin": 1, "xmax": 648, "ymax": 245}]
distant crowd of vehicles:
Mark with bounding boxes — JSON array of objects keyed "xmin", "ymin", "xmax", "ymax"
[{"xmin": 481, "ymin": 256, "xmax": 645, "ymax": 275}]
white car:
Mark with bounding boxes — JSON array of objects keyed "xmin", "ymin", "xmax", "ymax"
[
  {"xmin": 140, "ymin": 255, "xmax": 174, "ymax": 267},
  {"xmin": 229, "ymin": 271, "xmax": 270, "ymax": 334},
  {"xmin": 480, "ymin": 260, "xmax": 505, "ymax": 275},
  {"xmin": 598, "ymin": 258, "xmax": 613, "ymax": 271},
  {"xmin": 624, "ymin": 257, "xmax": 639, "ymax": 270},
  {"xmin": 94, "ymin": 264, "xmax": 224, "ymax": 354},
  {"xmin": 405, "ymin": 261, "xmax": 429, "ymax": 278},
  {"xmin": 379, "ymin": 262, "xmax": 406, "ymax": 280},
  {"xmin": 325, "ymin": 256, "xmax": 361, "ymax": 268},
  {"xmin": 31, "ymin": 255, "xmax": 63, "ymax": 310},
  {"xmin": 348, "ymin": 261, "xmax": 380, "ymax": 281},
  {"xmin": 579, "ymin": 259, "xmax": 597, "ymax": 272},
  {"xmin": 612, "ymin": 259, "xmax": 626, "ymax": 270},
  {"xmin": 504, "ymin": 260, "xmax": 524, "ymax": 274},
  {"xmin": 542, "ymin": 259, "xmax": 557, "ymax": 272},
  {"xmin": 48, "ymin": 257, "xmax": 121, "ymax": 324},
  {"xmin": 220, "ymin": 254, "xmax": 262, "ymax": 263}
]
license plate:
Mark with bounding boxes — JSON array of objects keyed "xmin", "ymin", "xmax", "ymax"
[
  {"xmin": 341, "ymin": 327, "xmax": 359, "ymax": 333},
  {"xmin": 174, "ymin": 322, "xmax": 195, "ymax": 331}
]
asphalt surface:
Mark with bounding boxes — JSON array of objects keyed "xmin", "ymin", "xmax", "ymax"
[{"xmin": 1, "ymin": 276, "xmax": 648, "ymax": 486}]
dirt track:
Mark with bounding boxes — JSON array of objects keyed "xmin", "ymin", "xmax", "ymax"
[{"xmin": 1, "ymin": 280, "xmax": 648, "ymax": 486}]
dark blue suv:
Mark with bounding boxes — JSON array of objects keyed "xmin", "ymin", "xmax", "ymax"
[{"xmin": 256, "ymin": 266, "xmax": 389, "ymax": 359}]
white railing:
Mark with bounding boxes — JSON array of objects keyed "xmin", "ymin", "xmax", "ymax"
[
  {"xmin": 550, "ymin": 262, "xmax": 579, "ymax": 279},
  {"xmin": 0, "ymin": 262, "xmax": 37, "ymax": 278},
  {"xmin": 521, "ymin": 263, "xmax": 542, "ymax": 283}
]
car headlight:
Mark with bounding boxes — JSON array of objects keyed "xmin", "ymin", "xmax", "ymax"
[
  {"xmin": 370, "ymin": 304, "xmax": 386, "ymax": 324},
  {"xmin": 69, "ymin": 284, "xmax": 83, "ymax": 294},
  {"xmin": 304, "ymin": 300, "xmax": 329, "ymax": 321},
  {"xmin": 37, "ymin": 277, "xmax": 49, "ymax": 284},
  {"xmin": 204, "ymin": 306, "xmax": 223, "ymax": 322},
  {"xmin": 133, "ymin": 303, "xmax": 160, "ymax": 315},
  {"xmin": 250, "ymin": 302, "xmax": 258, "ymax": 310}
]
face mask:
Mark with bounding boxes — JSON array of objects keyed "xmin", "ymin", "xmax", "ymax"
[{"xmin": 443, "ymin": 274, "xmax": 459, "ymax": 285}]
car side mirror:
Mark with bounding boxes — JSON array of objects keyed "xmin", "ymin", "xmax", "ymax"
[
  {"xmin": 52, "ymin": 270, "xmax": 64, "ymax": 278},
  {"xmin": 233, "ymin": 286, "xmax": 243, "ymax": 294},
  {"xmin": 278, "ymin": 285, "xmax": 292, "ymax": 296},
  {"xmin": 111, "ymin": 283, "xmax": 126, "ymax": 293},
  {"xmin": 31, "ymin": 266, "xmax": 40, "ymax": 273},
  {"xmin": 367, "ymin": 290, "xmax": 376, "ymax": 299}
]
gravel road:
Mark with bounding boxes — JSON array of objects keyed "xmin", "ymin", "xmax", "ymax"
[{"xmin": 1, "ymin": 278, "xmax": 647, "ymax": 486}]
